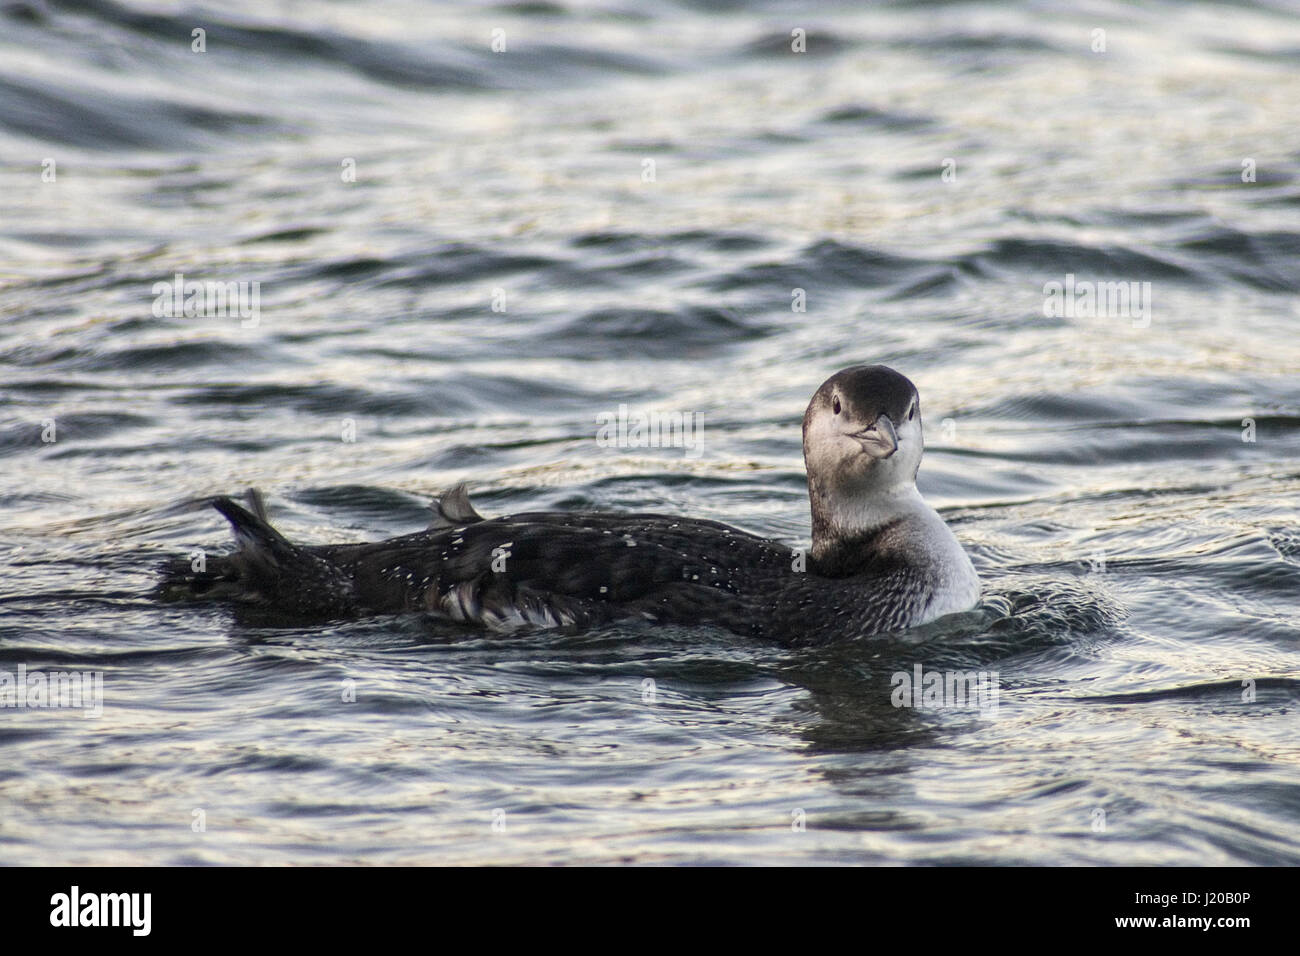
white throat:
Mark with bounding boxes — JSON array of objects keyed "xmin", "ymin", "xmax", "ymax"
[
  {"xmin": 829, "ymin": 481, "xmax": 923, "ymax": 535},
  {"xmin": 809, "ymin": 476, "xmax": 981, "ymax": 619}
]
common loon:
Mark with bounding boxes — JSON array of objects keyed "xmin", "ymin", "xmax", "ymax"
[{"xmin": 162, "ymin": 365, "xmax": 980, "ymax": 643}]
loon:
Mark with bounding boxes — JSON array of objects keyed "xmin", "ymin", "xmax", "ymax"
[{"xmin": 162, "ymin": 365, "xmax": 980, "ymax": 643}]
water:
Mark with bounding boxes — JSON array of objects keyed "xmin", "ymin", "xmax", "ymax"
[{"xmin": 2, "ymin": 0, "xmax": 1298, "ymax": 865}]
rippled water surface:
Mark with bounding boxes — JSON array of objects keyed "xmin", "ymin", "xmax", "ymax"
[{"xmin": 2, "ymin": 0, "xmax": 1299, "ymax": 865}]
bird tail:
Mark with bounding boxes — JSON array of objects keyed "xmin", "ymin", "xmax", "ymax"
[{"xmin": 158, "ymin": 490, "xmax": 353, "ymax": 614}]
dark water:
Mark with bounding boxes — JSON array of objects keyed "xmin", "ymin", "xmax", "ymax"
[{"xmin": 2, "ymin": 0, "xmax": 1299, "ymax": 864}]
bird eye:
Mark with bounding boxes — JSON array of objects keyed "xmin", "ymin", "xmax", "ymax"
[{"xmin": 832, "ymin": 397, "xmax": 841, "ymax": 415}]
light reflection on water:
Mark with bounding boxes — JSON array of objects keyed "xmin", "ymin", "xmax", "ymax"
[{"xmin": 0, "ymin": 0, "xmax": 1297, "ymax": 864}]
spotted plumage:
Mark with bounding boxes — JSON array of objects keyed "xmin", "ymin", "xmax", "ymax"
[{"xmin": 161, "ymin": 365, "xmax": 980, "ymax": 644}]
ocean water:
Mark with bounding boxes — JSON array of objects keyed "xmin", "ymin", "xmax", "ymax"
[{"xmin": 2, "ymin": 0, "xmax": 1298, "ymax": 865}]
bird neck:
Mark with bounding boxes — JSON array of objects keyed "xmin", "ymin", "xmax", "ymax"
[{"xmin": 809, "ymin": 479, "xmax": 924, "ymax": 564}]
